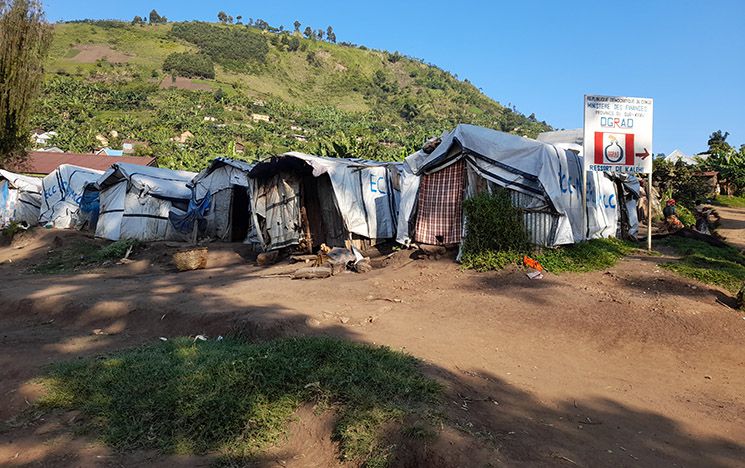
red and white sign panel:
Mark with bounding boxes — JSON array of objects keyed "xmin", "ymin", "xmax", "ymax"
[{"xmin": 583, "ymin": 95, "xmax": 653, "ymax": 173}]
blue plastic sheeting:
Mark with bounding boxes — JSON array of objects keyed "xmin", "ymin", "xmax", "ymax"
[
  {"xmin": 169, "ymin": 191, "xmax": 212, "ymax": 234},
  {"xmin": 79, "ymin": 188, "xmax": 101, "ymax": 229}
]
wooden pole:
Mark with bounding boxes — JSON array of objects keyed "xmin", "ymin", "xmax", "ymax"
[
  {"xmin": 647, "ymin": 171, "xmax": 652, "ymax": 251},
  {"xmin": 582, "ymin": 96, "xmax": 589, "ymax": 241}
]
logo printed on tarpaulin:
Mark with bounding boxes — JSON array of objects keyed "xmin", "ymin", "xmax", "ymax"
[{"xmin": 594, "ymin": 132, "xmax": 635, "ymax": 165}]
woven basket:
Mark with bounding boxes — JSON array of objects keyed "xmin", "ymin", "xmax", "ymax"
[{"xmin": 173, "ymin": 247, "xmax": 208, "ymax": 271}]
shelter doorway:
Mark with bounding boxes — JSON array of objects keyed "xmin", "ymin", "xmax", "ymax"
[
  {"xmin": 230, "ymin": 185, "xmax": 250, "ymax": 242},
  {"xmin": 301, "ymin": 173, "xmax": 347, "ymax": 250}
]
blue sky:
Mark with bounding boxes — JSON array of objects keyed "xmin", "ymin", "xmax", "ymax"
[{"xmin": 46, "ymin": 0, "xmax": 744, "ymax": 155}]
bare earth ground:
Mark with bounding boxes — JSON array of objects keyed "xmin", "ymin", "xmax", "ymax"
[
  {"xmin": 715, "ymin": 205, "xmax": 745, "ymax": 251},
  {"xmin": 70, "ymin": 45, "xmax": 133, "ymax": 64},
  {"xmin": 0, "ymin": 225, "xmax": 744, "ymax": 467}
]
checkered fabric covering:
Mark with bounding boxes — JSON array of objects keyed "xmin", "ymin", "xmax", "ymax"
[{"xmin": 414, "ymin": 160, "xmax": 466, "ymax": 245}]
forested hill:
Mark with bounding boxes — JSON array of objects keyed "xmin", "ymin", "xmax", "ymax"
[{"xmin": 35, "ymin": 19, "xmax": 551, "ymax": 170}]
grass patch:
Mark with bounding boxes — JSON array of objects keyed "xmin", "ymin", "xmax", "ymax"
[
  {"xmin": 462, "ymin": 238, "xmax": 637, "ymax": 273},
  {"xmin": 534, "ymin": 238, "xmax": 637, "ymax": 273},
  {"xmin": 36, "ymin": 337, "xmax": 440, "ymax": 466},
  {"xmin": 661, "ymin": 237, "xmax": 745, "ymax": 293},
  {"xmin": 1, "ymin": 221, "xmax": 29, "ymax": 240},
  {"xmin": 31, "ymin": 239, "xmax": 140, "ymax": 274},
  {"xmin": 714, "ymin": 195, "xmax": 745, "ymax": 208}
]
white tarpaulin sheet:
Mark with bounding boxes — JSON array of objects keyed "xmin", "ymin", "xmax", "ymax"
[
  {"xmin": 403, "ymin": 124, "xmax": 634, "ymax": 246},
  {"xmin": 191, "ymin": 157, "xmax": 253, "ymax": 241},
  {"xmin": 0, "ymin": 169, "xmax": 42, "ymax": 227},
  {"xmin": 249, "ymin": 172, "xmax": 302, "ymax": 249},
  {"xmin": 39, "ymin": 164, "xmax": 103, "ymax": 229},
  {"xmin": 275, "ymin": 152, "xmax": 401, "ymax": 240},
  {"xmin": 96, "ymin": 163, "xmax": 196, "ymax": 241}
]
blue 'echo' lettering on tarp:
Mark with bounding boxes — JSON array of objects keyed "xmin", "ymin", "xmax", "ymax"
[
  {"xmin": 558, "ymin": 168, "xmax": 616, "ymax": 210},
  {"xmin": 369, "ymin": 174, "xmax": 386, "ymax": 194},
  {"xmin": 44, "ymin": 181, "xmax": 83, "ymax": 205}
]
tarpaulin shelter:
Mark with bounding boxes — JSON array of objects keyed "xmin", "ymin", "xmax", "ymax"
[
  {"xmin": 399, "ymin": 124, "xmax": 638, "ymax": 247},
  {"xmin": 0, "ymin": 169, "xmax": 43, "ymax": 227},
  {"xmin": 247, "ymin": 152, "xmax": 402, "ymax": 252},
  {"xmin": 95, "ymin": 163, "xmax": 196, "ymax": 241},
  {"xmin": 39, "ymin": 164, "xmax": 103, "ymax": 229},
  {"xmin": 190, "ymin": 157, "xmax": 253, "ymax": 242}
]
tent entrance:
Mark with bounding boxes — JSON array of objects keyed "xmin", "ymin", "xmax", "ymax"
[
  {"xmin": 230, "ymin": 185, "xmax": 250, "ymax": 242},
  {"xmin": 300, "ymin": 173, "xmax": 347, "ymax": 251}
]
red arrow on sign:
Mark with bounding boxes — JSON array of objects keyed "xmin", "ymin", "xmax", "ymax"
[{"xmin": 635, "ymin": 148, "xmax": 650, "ymax": 159}]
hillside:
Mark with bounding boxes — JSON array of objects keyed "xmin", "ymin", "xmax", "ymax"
[{"xmin": 34, "ymin": 20, "xmax": 551, "ymax": 170}]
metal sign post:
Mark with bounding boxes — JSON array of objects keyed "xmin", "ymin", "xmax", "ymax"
[
  {"xmin": 647, "ymin": 172, "xmax": 653, "ymax": 251},
  {"xmin": 583, "ymin": 95, "xmax": 654, "ymax": 247}
]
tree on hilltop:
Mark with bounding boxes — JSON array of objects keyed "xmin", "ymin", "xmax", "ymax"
[
  {"xmin": 149, "ymin": 9, "xmax": 166, "ymax": 24},
  {"xmin": 293, "ymin": 20, "xmax": 301, "ymax": 33}
]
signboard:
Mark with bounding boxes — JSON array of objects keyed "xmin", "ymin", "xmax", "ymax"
[{"xmin": 583, "ymin": 95, "xmax": 653, "ymax": 173}]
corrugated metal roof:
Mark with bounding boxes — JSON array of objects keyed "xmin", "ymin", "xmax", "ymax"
[{"xmin": 15, "ymin": 152, "xmax": 157, "ymax": 175}]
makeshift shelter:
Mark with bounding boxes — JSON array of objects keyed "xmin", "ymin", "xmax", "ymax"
[
  {"xmin": 95, "ymin": 163, "xmax": 196, "ymax": 241},
  {"xmin": 399, "ymin": 124, "xmax": 639, "ymax": 248},
  {"xmin": 247, "ymin": 152, "xmax": 402, "ymax": 252},
  {"xmin": 39, "ymin": 164, "xmax": 103, "ymax": 229},
  {"xmin": 0, "ymin": 170, "xmax": 43, "ymax": 227},
  {"xmin": 190, "ymin": 157, "xmax": 253, "ymax": 242}
]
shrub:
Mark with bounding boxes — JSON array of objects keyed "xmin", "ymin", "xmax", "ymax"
[
  {"xmin": 462, "ymin": 190, "xmax": 528, "ymax": 254},
  {"xmin": 461, "ymin": 190, "xmax": 529, "ymax": 270},
  {"xmin": 162, "ymin": 52, "xmax": 215, "ymax": 79},
  {"xmin": 653, "ymin": 158, "xmax": 712, "ymax": 206}
]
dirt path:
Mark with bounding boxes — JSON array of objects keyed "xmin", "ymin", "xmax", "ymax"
[
  {"xmin": 1, "ymin": 231, "xmax": 744, "ymax": 467},
  {"xmin": 716, "ymin": 205, "xmax": 745, "ymax": 250}
]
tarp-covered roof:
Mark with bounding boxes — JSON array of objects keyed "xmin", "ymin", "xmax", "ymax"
[
  {"xmin": 405, "ymin": 124, "xmax": 568, "ymax": 200},
  {"xmin": 249, "ymin": 151, "xmax": 398, "ymax": 178},
  {"xmin": 39, "ymin": 164, "xmax": 104, "ymax": 229},
  {"xmin": 192, "ymin": 157, "xmax": 254, "ymax": 187},
  {"xmin": 97, "ymin": 163, "xmax": 197, "ymax": 200},
  {"xmin": 0, "ymin": 169, "xmax": 42, "ymax": 193}
]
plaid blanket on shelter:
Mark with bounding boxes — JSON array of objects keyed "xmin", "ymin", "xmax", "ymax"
[{"xmin": 414, "ymin": 160, "xmax": 465, "ymax": 245}]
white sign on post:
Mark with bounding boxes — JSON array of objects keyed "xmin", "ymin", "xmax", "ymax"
[{"xmin": 583, "ymin": 95, "xmax": 653, "ymax": 174}]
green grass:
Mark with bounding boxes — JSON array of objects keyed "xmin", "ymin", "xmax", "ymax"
[
  {"xmin": 714, "ymin": 195, "xmax": 745, "ymax": 208},
  {"xmin": 461, "ymin": 249, "xmax": 524, "ymax": 272},
  {"xmin": 534, "ymin": 238, "xmax": 637, "ymax": 273},
  {"xmin": 661, "ymin": 237, "xmax": 745, "ymax": 293},
  {"xmin": 1, "ymin": 221, "xmax": 28, "ymax": 240},
  {"xmin": 462, "ymin": 238, "xmax": 637, "ymax": 273},
  {"xmin": 31, "ymin": 239, "xmax": 140, "ymax": 274},
  {"xmin": 36, "ymin": 337, "xmax": 440, "ymax": 466}
]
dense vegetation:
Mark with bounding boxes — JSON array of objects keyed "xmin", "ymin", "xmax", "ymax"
[
  {"xmin": 654, "ymin": 130, "xmax": 745, "ymax": 210},
  {"xmin": 170, "ymin": 22, "xmax": 269, "ymax": 71},
  {"xmin": 38, "ymin": 336, "xmax": 440, "ymax": 466},
  {"xmin": 162, "ymin": 51, "xmax": 215, "ymax": 79},
  {"xmin": 32, "ymin": 21, "xmax": 551, "ymax": 171},
  {"xmin": 0, "ymin": 0, "xmax": 51, "ymax": 165}
]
